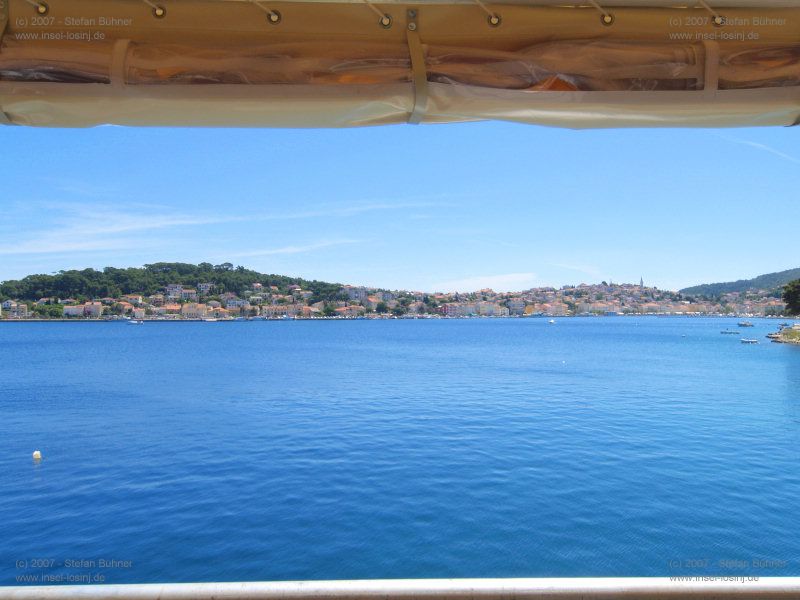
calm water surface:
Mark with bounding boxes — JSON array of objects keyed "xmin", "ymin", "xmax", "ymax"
[{"xmin": 2, "ymin": 317, "xmax": 800, "ymax": 583}]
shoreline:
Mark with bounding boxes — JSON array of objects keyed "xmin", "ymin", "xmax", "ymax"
[
  {"xmin": 2, "ymin": 315, "xmax": 798, "ymax": 323},
  {"xmin": 776, "ymin": 329, "xmax": 800, "ymax": 345}
]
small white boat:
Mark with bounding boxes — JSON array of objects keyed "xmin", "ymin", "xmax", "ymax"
[
  {"xmin": 128, "ymin": 319, "xmax": 143, "ymax": 325},
  {"xmin": 741, "ymin": 338, "xmax": 759, "ymax": 344},
  {"xmin": 738, "ymin": 321, "xmax": 755, "ymax": 327},
  {"xmin": 548, "ymin": 319, "xmax": 556, "ymax": 324}
]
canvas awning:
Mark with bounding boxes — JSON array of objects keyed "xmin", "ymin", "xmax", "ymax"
[{"xmin": 0, "ymin": 0, "xmax": 798, "ymax": 128}]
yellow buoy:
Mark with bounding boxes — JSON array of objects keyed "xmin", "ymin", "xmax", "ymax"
[{"xmin": 32, "ymin": 450, "xmax": 42, "ymax": 461}]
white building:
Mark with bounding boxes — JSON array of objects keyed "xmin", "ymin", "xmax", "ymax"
[
  {"xmin": 342, "ymin": 286, "xmax": 369, "ymax": 302},
  {"xmin": 63, "ymin": 305, "xmax": 84, "ymax": 317},
  {"xmin": 165, "ymin": 284, "xmax": 183, "ymax": 300},
  {"xmin": 508, "ymin": 298, "xmax": 526, "ymax": 315},
  {"xmin": 84, "ymin": 302, "xmax": 104, "ymax": 318},
  {"xmin": 3, "ymin": 301, "xmax": 29, "ymax": 318},
  {"xmin": 224, "ymin": 298, "xmax": 249, "ymax": 309},
  {"xmin": 181, "ymin": 303, "xmax": 208, "ymax": 319}
]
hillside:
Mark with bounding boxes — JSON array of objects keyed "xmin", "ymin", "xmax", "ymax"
[
  {"xmin": 680, "ymin": 267, "xmax": 800, "ymax": 298},
  {"xmin": 0, "ymin": 262, "xmax": 344, "ymax": 303}
]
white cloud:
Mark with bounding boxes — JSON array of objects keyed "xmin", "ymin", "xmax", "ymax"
[
  {"xmin": 0, "ymin": 196, "xmax": 453, "ymax": 258},
  {"xmin": 432, "ymin": 272, "xmax": 539, "ymax": 293},
  {"xmin": 0, "ymin": 205, "xmax": 235, "ymax": 256},
  {"xmin": 229, "ymin": 239, "xmax": 362, "ymax": 258},
  {"xmin": 250, "ymin": 200, "xmax": 453, "ymax": 222},
  {"xmin": 719, "ymin": 135, "xmax": 800, "ymax": 166},
  {"xmin": 550, "ymin": 262, "xmax": 603, "ymax": 281}
]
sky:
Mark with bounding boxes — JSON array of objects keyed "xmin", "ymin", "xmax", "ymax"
[{"xmin": 1, "ymin": 122, "xmax": 798, "ymax": 293}]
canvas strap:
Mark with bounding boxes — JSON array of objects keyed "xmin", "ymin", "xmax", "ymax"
[
  {"xmin": 0, "ymin": 0, "xmax": 7, "ymax": 43},
  {"xmin": 406, "ymin": 27, "xmax": 428, "ymax": 124},
  {"xmin": 111, "ymin": 39, "xmax": 131, "ymax": 88},
  {"xmin": 703, "ymin": 41, "xmax": 719, "ymax": 94}
]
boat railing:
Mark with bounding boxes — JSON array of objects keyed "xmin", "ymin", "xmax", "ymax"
[{"xmin": 3, "ymin": 578, "xmax": 800, "ymax": 600}]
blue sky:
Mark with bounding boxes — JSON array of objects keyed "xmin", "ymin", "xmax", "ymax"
[{"xmin": 1, "ymin": 122, "xmax": 798, "ymax": 292}]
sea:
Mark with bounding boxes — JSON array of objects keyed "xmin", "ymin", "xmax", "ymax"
[{"xmin": 1, "ymin": 316, "xmax": 799, "ymax": 584}]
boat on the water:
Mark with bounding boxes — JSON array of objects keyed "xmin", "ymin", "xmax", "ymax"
[
  {"xmin": 720, "ymin": 330, "xmax": 740, "ymax": 335},
  {"xmin": 738, "ymin": 321, "xmax": 755, "ymax": 327},
  {"xmin": 128, "ymin": 319, "xmax": 143, "ymax": 325},
  {"xmin": 741, "ymin": 338, "xmax": 759, "ymax": 344}
]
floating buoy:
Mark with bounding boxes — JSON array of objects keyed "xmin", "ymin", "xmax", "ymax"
[{"xmin": 32, "ymin": 450, "xmax": 42, "ymax": 461}]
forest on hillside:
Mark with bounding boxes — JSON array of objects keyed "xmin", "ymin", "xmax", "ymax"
[
  {"xmin": 680, "ymin": 267, "xmax": 800, "ymax": 298},
  {"xmin": 0, "ymin": 262, "xmax": 344, "ymax": 303}
]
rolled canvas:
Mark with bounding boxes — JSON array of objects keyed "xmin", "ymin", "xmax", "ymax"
[{"xmin": 1, "ymin": 0, "xmax": 798, "ymax": 127}]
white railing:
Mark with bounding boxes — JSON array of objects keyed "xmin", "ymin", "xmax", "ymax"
[{"xmin": 3, "ymin": 578, "xmax": 800, "ymax": 600}]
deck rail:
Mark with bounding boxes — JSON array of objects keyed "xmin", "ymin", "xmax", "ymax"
[{"xmin": 3, "ymin": 578, "xmax": 800, "ymax": 600}]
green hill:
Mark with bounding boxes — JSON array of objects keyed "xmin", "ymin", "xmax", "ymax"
[
  {"xmin": 680, "ymin": 268, "xmax": 800, "ymax": 297},
  {"xmin": 0, "ymin": 262, "xmax": 344, "ymax": 303}
]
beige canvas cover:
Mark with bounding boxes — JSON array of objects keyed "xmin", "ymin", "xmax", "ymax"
[{"xmin": 0, "ymin": 0, "xmax": 798, "ymax": 128}]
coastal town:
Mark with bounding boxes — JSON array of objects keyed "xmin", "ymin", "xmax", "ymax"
[{"xmin": 0, "ymin": 278, "xmax": 793, "ymax": 321}]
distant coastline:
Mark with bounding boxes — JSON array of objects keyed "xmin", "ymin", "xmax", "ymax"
[
  {"xmin": 2, "ymin": 314, "xmax": 797, "ymax": 323},
  {"xmin": 1, "ymin": 262, "xmax": 798, "ymax": 322}
]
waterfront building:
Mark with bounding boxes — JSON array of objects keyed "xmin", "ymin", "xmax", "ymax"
[
  {"xmin": 4, "ymin": 302, "xmax": 30, "ymax": 318},
  {"xmin": 84, "ymin": 302, "xmax": 104, "ymax": 318},
  {"xmin": 508, "ymin": 298, "xmax": 527, "ymax": 315},
  {"xmin": 181, "ymin": 303, "xmax": 208, "ymax": 319},
  {"xmin": 335, "ymin": 305, "xmax": 366, "ymax": 318},
  {"xmin": 63, "ymin": 305, "xmax": 84, "ymax": 317}
]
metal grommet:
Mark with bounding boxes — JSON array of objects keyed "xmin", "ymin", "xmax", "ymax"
[
  {"xmin": 152, "ymin": 5, "xmax": 166, "ymax": 18},
  {"xmin": 712, "ymin": 15, "xmax": 725, "ymax": 27},
  {"xmin": 267, "ymin": 10, "xmax": 281, "ymax": 23},
  {"xmin": 380, "ymin": 14, "xmax": 392, "ymax": 28},
  {"xmin": 36, "ymin": 2, "xmax": 48, "ymax": 15},
  {"xmin": 407, "ymin": 20, "xmax": 417, "ymax": 31},
  {"xmin": 488, "ymin": 13, "xmax": 501, "ymax": 27},
  {"xmin": 601, "ymin": 12, "xmax": 614, "ymax": 26}
]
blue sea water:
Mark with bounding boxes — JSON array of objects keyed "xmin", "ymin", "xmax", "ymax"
[{"xmin": 1, "ymin": 317, "xmax": 799, "ymax": 584}]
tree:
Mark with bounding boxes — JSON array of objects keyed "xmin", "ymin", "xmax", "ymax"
[
  {"xmin": 783, "ymin": 279, "xmax": 800, "ymax": 315},
  {"xmin": 376, "ymin": 302, "xmax": 389, "ymax": 314},
  {"xmin": 32, "ymin": 304, "xmax": 63, "ymax": 319}
]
